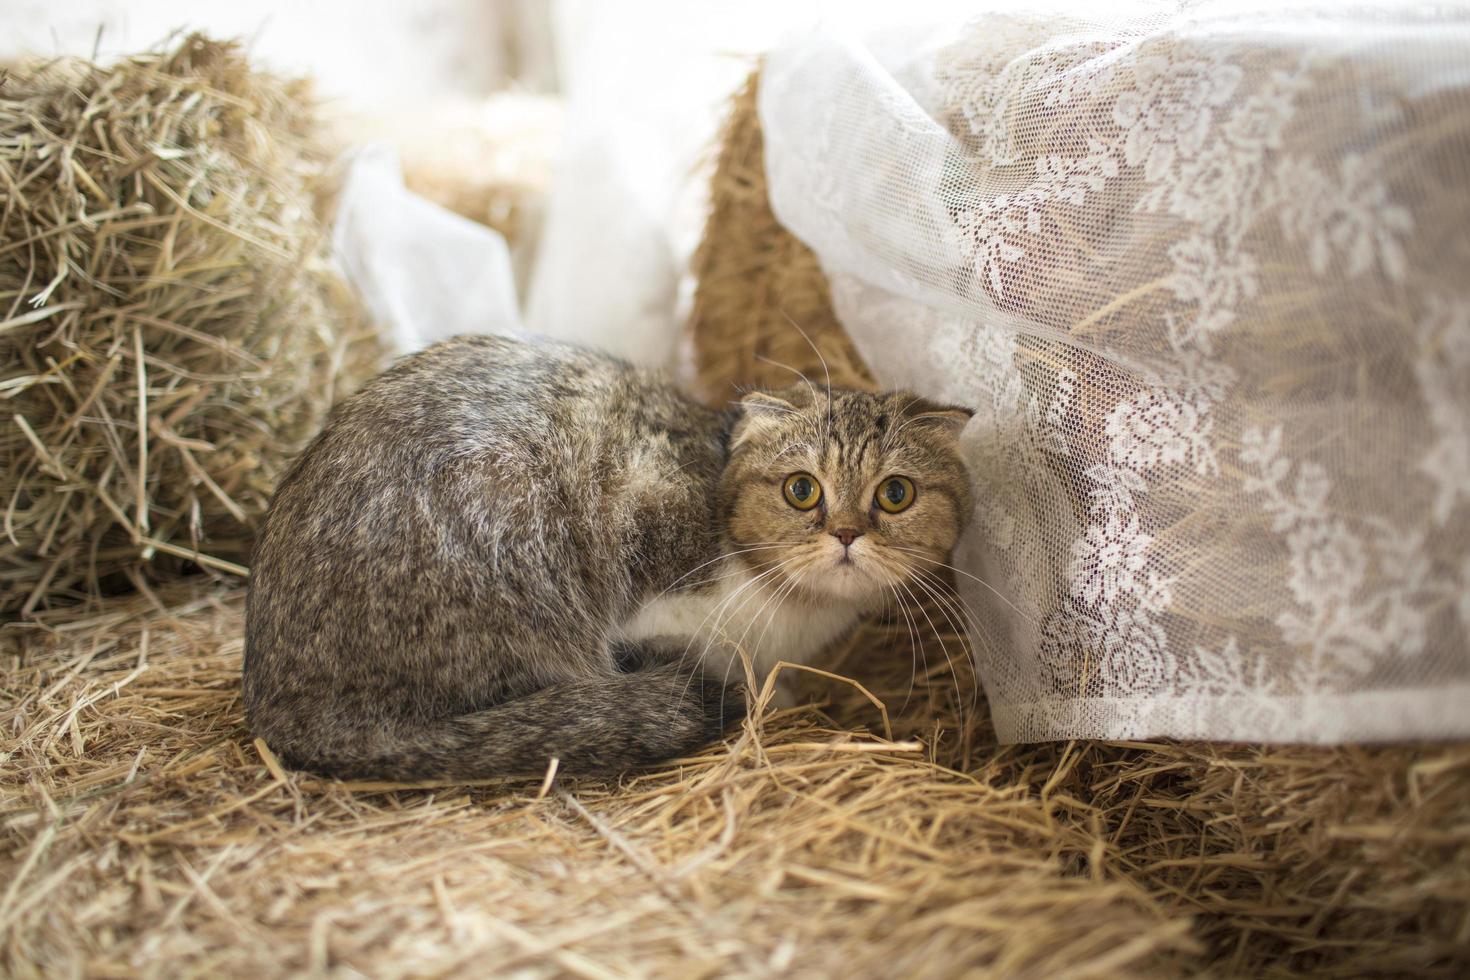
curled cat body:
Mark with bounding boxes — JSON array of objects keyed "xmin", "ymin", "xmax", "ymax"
[{"xmin": 244, "ymin": 335, "xmax": 972, "ymax": 780}]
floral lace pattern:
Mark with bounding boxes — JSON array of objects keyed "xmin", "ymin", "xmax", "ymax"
[{"xmin": 762, "ymin": 2, "xmax": 1470, "ymax": 741}]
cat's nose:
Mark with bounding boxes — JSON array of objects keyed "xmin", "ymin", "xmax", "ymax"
[{"xmin": 831, "ymin": 527, "xmax": 862, "ymax": 548}]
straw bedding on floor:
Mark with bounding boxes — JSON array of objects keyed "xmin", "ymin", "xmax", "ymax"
[
  {"xmin": 5, "ymin": 577, "xmax": 1468, "ymax": 975},
  {"xmin": 2, "ymin": 56, "xmax": 1468, "ymax": 980},
  {"xmin": 4, "ymin": 585, "xmax": 1201, "ymax": 977}
]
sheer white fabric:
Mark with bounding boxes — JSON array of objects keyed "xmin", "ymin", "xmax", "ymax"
[
  {"xmin": 761, "ymin": 2, "xmax": 1470, "ymax": 742},
  {"xmin": 333, "ymin": 146, "xmax": 522, "ymax": 354}
]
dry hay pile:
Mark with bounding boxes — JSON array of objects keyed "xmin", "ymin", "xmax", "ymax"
[
  {"xmin": 0, "ymin": 35, "xmax": 378, "ymax": 618},
  {"xmin": 2, "ymin": 60, "xmax": 1469, "ymax": 980}
]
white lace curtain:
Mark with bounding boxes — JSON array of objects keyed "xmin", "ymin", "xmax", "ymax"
[{"xmin": 761, "ymin": 1, "xmax": 1470, "ymax": 742}]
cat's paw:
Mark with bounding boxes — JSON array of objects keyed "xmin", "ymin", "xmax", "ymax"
[{"xmin": 687, "ymin": 671, "xmax": 747, "ymax": 742}]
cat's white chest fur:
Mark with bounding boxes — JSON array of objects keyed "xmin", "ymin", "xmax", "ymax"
[{"xmin": 618, "ymin": 563, "xmax": 862, "ymax": 695}]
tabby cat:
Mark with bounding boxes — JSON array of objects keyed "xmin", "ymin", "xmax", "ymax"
[{"xmin": 244, "ymin": 335, "xmax": 972, "ymax": 780}]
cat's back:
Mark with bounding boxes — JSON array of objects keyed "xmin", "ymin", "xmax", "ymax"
[
  {"xmin": 253, "ymin": 334, "xmax": 728, "ymax": 608},
  {"xmin": 327, "ymin": 334, "xmax": 622, "ymax": 455},
  {"xmin": 277, "ymin": 334, "xmax": 700, "ymax": 489}
]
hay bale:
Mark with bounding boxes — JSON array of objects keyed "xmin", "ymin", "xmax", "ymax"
[
  {"xmin": 0, "ymin": 35, "xmax": 379, "ymax": 618},
  {"xmin": 689, "ymin": 67, "xmax": 1470, "ymax": 976},
  {"xmin": 687, "ymin": 71, "xmax": 875, "ymax": 406}
]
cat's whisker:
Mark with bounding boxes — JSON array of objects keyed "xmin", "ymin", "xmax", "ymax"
[
  {"xmin": 887, "ymin": 546, "xmax": 1038, "ymax": 629},
  {"xmin": 889, "ymin": 577, "xmax": 932, "ymax": 713},
  {"xmin": 722, "ymin": 564, "xmax": 798, "ymax": 665},
  {"xmin": 887, "ymin": 581, "xmax": 923, "ymax": 714},
  {"xmin": 684, "ymin": 557, "xmax": 799, "ymax": 661},
  {"xmin": 884, "ymin": 580, "xmax": 923, "ymax": 715},
  {"xmin": 892, "ymin": 573, "xmax": 968, "ymax": 726},
  {"xmin": 901, "ymin": 567, "xmax": 982, "ymax": 719},
  {"xmin": 674, "ymin": 556, "xmax": 802, "ymax": 704},
  {"xmin": 653, "ymin": 554, "xmax": 798, "ymax": 607},
  {"xmin": 646, "ymin": 544, "xmax": 791, "ymax": 603},
  {"xmin": 898, "ymin": 560, "xmax": 979, "ymax": 637},
  {"xmin": 752, "ymin": 354, "xmax": 827, "ymax": 446},
  {"xmin": 907, "ymin": 564, "xmax": 988, "ymax": 643},
  {"xmin": 740, "ymin": 564, "xmax": 811, "ymax": 687},
  {"xmin": 906, "ymin": 565, "xmax": 1000, "ymax": 715},
  {"xmin": 901, "ymin": 559, "xmax": 996, "ymax": 704},
  {"xmin": 726, "ymin": 571, "xmax": 806, "ymax": 699},
  {"xmin": 909, "ymin": 577, "xmax": 983, "ymax": 665},
  {"xmin": 777, "ymin": 311, "xmax": 834, "ymax": 448},
  {"xmin": 708, "ymin": 565, "xmax": 812, "ymax": 705},
  {"xmin": 672, "ymin": 562, "xmax": 785, "ymax": 601}
]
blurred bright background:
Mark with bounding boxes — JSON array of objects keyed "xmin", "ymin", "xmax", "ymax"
[{"xmin": 0, "ymin": 0, "xmax": 941, "ymax": 371}]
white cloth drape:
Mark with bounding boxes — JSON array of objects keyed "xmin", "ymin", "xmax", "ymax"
[
  {"xmin": 334, "ymin": 146, "xmax": 522, "ymax": 354},
  {"xmin": 762, "ymin": 1, "xmax": 1470, "ymax": 743}
]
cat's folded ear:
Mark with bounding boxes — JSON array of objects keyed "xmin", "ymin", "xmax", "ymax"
[
  {"xmin": 731, "ymin": 388, "xmax": 804, "ymax": 450},
  {"xmin": 901, "ymin": 397, "xmax": 975, "ymax": 439},
  {"xmin": 741, "ymin": 390, "xmax": 803, "ymax": 414}
]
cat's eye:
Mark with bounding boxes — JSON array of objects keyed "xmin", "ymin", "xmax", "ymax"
[
  {"xmin": 875, "ymin": 476, "xmax": 916, "ymax": 514},
  {"xmin": 783, "ymin": 472, "xmax": 823, "ymax": 511}
]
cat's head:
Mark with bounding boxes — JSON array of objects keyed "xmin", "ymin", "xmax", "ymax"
[{"xmin": 719, "ymin": 385, "xmax": 973, "ymax": 604}]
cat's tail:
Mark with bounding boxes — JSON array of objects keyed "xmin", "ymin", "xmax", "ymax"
[{"xmin": 266, "ymin": 660, "xmax": 746, "ymax": 782}]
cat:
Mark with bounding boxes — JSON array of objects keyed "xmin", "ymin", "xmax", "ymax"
[{"xmin": 243, "ymin": 334, "xmax": 972, "ymax": 780}]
